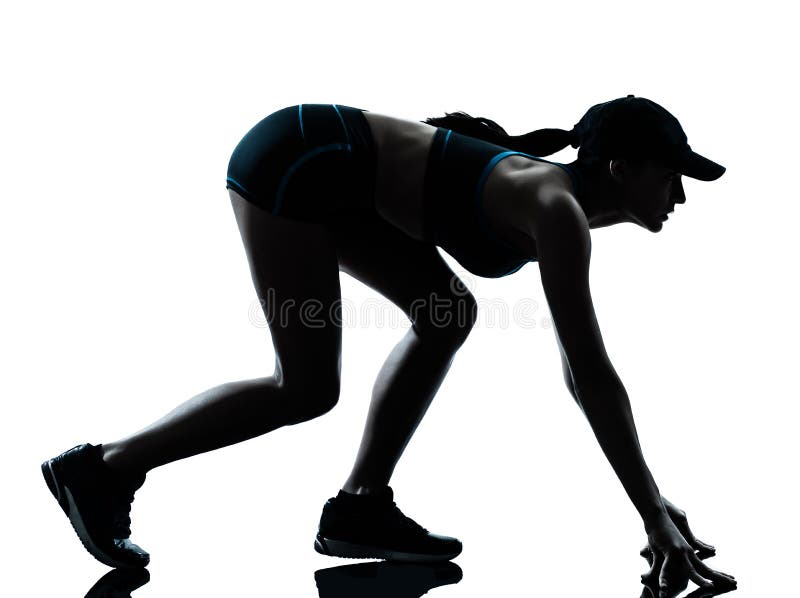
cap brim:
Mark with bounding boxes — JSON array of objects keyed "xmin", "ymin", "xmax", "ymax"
[{"xmin": 672, "ymin": 149, "xmax": 726, "ymax": 181}]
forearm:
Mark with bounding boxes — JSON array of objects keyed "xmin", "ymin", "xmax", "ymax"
[{"xmin": 573, "ymin": 377, "xmax": 668, "ymax": 531}]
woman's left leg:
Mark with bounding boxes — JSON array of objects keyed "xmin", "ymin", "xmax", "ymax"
[{"xmin": 330, "ymin": 211, "xmax": 478, "ymax": 494}]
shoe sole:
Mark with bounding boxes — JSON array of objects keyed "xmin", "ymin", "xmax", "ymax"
[
  {"xmin": 314, "ymin": 533, "xmax": 460, "ymax": 563},
  {"xmin": 41, "ymin": 458, "xmax": 148, "ymax": 569}
]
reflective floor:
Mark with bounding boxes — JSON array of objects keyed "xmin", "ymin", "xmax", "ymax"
[
  {"xmin": 44, "ymin": 555, "xmax": 742, "ymax": 598},
  {"xmin": 27, "ymin": 487, "xmax": 750, "ymax": 598}
]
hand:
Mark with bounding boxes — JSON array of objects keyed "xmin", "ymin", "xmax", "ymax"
[
  {"xmin": 641, "ymin": 518, "xmax": 737, "ymax": 598},
  {"xmin": 640, "ymin": 497, "xmax": 717, "ymax": 563}
]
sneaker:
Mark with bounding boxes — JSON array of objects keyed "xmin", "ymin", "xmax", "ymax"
[
  {"xmin": 41, "ymin": 442, "xmax": 149, "ymax": 568},
  {"xmin": 314, "ymin": 486, "xmax": 462, "ymax": 562}
]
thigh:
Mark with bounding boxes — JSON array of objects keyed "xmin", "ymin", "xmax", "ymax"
[
  {"xmin": 229, "ymin": 189, "xmax": 343, "ymax": 389},
  {"xmin": 332, "ymin": 210, "xmax": 477, "ymax": 338}
]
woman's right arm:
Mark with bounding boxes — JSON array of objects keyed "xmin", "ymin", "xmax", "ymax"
[
  {"xmin": 533, "ymin": 196, "xmax": 668, "ymax": 530},
  {"xmin": 532, "ymin": 194, "xmax": 737, "ymax": 593}
]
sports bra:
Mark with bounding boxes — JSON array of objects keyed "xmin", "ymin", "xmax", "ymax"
[{"xmin": 422, "ymin": 127, "xmax": 583, "ymax": 278}]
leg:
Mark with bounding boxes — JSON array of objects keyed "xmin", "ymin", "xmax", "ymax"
[
  {"xmin": 330, "ymin": 211, "xmax": 478, "ymax": 494},
  {"xmin": 101, "ymin": 190, "xmax": 344, "ymax": 476}
]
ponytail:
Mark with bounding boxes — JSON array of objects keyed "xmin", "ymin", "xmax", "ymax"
[{"xmin": 420, "ymin": 110, "xmax": 580, "ymax": 157}]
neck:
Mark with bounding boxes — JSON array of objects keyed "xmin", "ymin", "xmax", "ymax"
[{"xmin": 565, "ymin": 159, "xmax": 630, "ymax": 229}]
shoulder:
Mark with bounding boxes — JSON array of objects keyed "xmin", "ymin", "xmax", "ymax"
[
  {"xmin": 482, "ymin": 158, "xmax": 589, "ymax": 258},
  {"xmin": 534, "ymin": 192, "xmax": 590, "ymax": 247},
  {"xmin": 513, "ymin": 165, "xmax": 590, "ymax": 255}
]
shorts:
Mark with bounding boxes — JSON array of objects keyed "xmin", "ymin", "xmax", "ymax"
[{"xmin": 226, "ymin": 104, "xmax": 377, "ymax": 224}]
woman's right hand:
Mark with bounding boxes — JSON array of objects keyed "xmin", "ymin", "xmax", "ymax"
[
  {"xmin": 641, "ymin": 518, "xmax": 737, "ymax": 598},
  {"xmin": 641, "ymin": 498, "xmax": 717, "ymax": 561}
]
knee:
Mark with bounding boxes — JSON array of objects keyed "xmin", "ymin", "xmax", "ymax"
[
  {"xmin": 412, "ymin": 290, "xmax": 478, "ymax": 349},
  {"xmin": 281, "ymin": 376, "xmax": 341, "ymax": 424}
]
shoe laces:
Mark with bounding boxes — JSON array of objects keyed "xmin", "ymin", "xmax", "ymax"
[
  {"xmin": 108, "ymin": 485, "xmax": 136, "ymax": 539},
  {"xmin": 104, "ymin": 472, "xmax": 145, "ymax": 539},
  {"xmin": 384, "ymin": 501, "xmax": 429, "ymax": 535}
]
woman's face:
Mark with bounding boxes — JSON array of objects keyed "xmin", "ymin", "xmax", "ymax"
[{"xmin": 612, "ymin": 158, "xmax": 686, "ymax": 232}]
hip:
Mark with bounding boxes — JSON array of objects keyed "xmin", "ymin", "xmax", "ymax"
[{"xmin": 226, "ymin": 104, "xmax": 377, "ymax": 224}]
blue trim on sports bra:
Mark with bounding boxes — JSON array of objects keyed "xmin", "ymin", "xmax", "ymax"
[
  {"xmin": 441, "ymin": 130, "xmax": 452, "ymax": 157},
  {"xmin": 473, "ymin": 151, "xmax": 582, "ymax": 264}
]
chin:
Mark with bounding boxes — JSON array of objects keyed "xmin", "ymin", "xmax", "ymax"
[{"xmin": 643, "ymin": 219, "xmax": 663, "ymax": 232}]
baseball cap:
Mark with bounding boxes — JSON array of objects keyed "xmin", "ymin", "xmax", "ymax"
[{"xmin": 571, "ymin": 94, "xmax": 726, "ymax": 181}]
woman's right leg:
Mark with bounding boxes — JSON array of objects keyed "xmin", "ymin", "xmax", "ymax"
[{"xmin": 100, "ymin": 189, "xmax": 343, "ymax": 477}]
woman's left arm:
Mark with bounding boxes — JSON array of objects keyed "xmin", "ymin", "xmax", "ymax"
[{"xmin": 560, "ymin": 342, "xmax": 719, "ymax": 558}]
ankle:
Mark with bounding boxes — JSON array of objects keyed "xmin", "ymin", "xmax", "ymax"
[
  {"xmin": 99, "ymin": 443, "xmax": 149, "ymax": 480},
  {"xmin": 341, "ymin": 483, "xmax": 386, "ymax": 496}
]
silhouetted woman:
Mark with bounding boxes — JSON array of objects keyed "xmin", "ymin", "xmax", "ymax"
[{"xmin": 42, "ymin": 95, "xmax": 736, "ymax": 595}]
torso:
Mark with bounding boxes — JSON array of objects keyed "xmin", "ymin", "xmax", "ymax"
[{"xmin": 361, "ymin": 110, "xmax": 574, "ymax": 256}]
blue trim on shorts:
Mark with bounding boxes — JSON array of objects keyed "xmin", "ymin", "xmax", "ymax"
[
  {"xmin": 226, "ymin": 176, "xmax": 251, "ymax": 195},
  {"xmin": 332, "ymin": 104, "xmax": 351, "ymax": 145},
  {"xmin": 298, "ymin": 105, "xmax": 306, "ymax": 142}
]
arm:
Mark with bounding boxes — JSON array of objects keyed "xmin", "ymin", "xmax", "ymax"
[
  {"xmin": 534, "ymin": 195, "xmax": 668, "ymax": 532},
  {"xmin": 558, "ymin": 340, "xmax": 580, "ymax": 407}
]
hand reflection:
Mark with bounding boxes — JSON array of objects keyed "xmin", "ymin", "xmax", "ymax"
[
  {"xmin": 314, "ymin": 561, "xmax": 462, "ymax": 598},
  {"xmin": 640, "ymin": 573, "xmax": 738, "ymax": 598},
  {"xmin": 640, "ymin": 547, "xmax": 737, "ymax": 598}
]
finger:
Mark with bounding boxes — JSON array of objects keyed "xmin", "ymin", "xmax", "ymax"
[
  {"xmin": 691, "ymin": 552, "xmax": 736, "ymax": 580},
  {"xmin": 694, "ymin": 545, "xmax": 716, "ymax": 561},
  {"xmin": 658, "ymin": 564, "xmax": 670, "ymax": 597},
  {"xmin": 679, "ymin": 527, "xmax": 714, "ymax": 553},
  {"xmin": 673, "ymin": 517, "xmax": 695, "ymax": 543},
  {"xmin": 693, "ymin": 537, "xmax": 715, "ymax": 551},
  {"xmin": 674, "ymin": 520, "xmax": 711, "ymax": 558},
  {"xmin": 692, "ymin": 538, "xmax": 716, "ymax": 555},
  {"xmin": 691, "ymin": 553, "xmax": 737, "ymax": 585},
  {"xmin": 669, "ymin": 511, "xmax": 707, "ymax": 553},
  {"xmin": 658, "ymin": 553, "xmax": 684, "ymax": 598},
  {"xmin": 642, "ymin": 550, "xmax": 663, "ymax": 585},
  {"xmin": 686, "ymin": 561, "xmax": 714, "ymax": 590}
]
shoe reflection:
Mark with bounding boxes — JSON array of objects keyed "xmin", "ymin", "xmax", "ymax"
[
  {"xmin": 84, "ymin": 568, "xmax": 150, "ymax": 597},
  {"xmin": 314, "ymin": 561, "xmax": 462, "ymax": 598}
]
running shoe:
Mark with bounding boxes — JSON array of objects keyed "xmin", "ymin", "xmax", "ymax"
[
  {"xmin": 41, "ymin": 442, "xmax": 149, "ymax": 568},
  {"xmin": 314, "ymin": 486, "xmax": 462, "ymax": 562}
]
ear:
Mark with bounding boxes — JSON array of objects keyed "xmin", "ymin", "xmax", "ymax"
[{"xmin": 608, "ymin": 158, "xmax": 626, "ymax": 182}]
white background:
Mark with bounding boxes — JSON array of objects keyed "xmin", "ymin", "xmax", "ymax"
[{"xmin": 3, "ymin": 0, "xmax": 796, "ymax": 595}]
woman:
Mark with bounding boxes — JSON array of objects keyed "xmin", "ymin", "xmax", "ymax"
[{"xmin": 42, "ymin": 95, "xmax": 736, "ymax": 594}]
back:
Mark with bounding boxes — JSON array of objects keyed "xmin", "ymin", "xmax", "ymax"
[{"xmin": 422, "ymin": 127, "xmax": 582, "ymax": 278}]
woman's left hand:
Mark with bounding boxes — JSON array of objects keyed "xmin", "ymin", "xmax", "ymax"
[{"xmin": 640, "ymin": 497, "xmax": 717, "ymax": 564}]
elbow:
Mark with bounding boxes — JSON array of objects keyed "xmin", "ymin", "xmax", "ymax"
[
  {"xmin": 573, "ymin": 370, "xmax": 625, "ymax": 400},
  {"xmin": 566, "ymin": 383, "xmax": 584, "ymax": 410}
]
